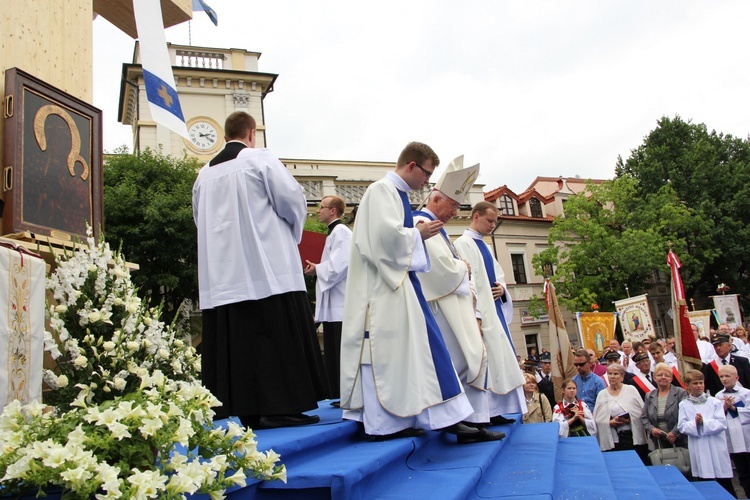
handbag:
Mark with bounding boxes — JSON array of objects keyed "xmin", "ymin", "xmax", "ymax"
[{"xmin": 648, "ymin": 439, "xmax": 691, "ymax": 475}]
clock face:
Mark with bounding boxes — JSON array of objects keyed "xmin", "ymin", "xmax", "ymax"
[{"xmin": 188, "ymin": 120, "xmax": 220, "ymax": 152}]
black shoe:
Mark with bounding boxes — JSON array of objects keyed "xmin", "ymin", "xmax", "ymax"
[
  {"xmin": 367, "ymin": 427, "xmax": 425, "ymax": 441},
  {"xmin": 490, "ymin": 415, "xmax": 515, "ymax": 425},
  {"xmin": 330, "ymin": 400, "xmax": 341, "ymax": 408},
  {"xmin": 254, "ymin": 414, "xmax": 320, "ymax": 429},
  {"xmin": 442, "ymin": 422, "xmax": 483, "ymax": 437},
  {"xmin": 457, "ymin": 428, "xmax": 506, "ymax": 445}
]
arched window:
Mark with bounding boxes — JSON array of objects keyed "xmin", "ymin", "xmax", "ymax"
[
  {"xmin": 499, "ymin": 195, "xmax": 515, "ymax": 216},
  {"xmin": 529, "ymin": 198, "xmax": 543, "ymax": 218}
]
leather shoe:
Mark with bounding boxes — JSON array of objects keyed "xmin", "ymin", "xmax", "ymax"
[
  {"xmin": 367, "ymin": 427, "xmax": 425, "ymax": 441},
  {"xmin": 457, "ymin": 428, "xmax": 506, "ymax": 445},
  {"xmin": 490, "ymin": 415, "xmax": 515, "ymax": 425},
  {"xmin": 254, "ymin": 414, "xmax": 320, "ymax": 429},
  {"xmin": 442, "ymin": 422, "xmax": 483, "ymax": 437}
]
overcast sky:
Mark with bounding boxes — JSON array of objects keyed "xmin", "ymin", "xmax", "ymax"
[{"xmin": 92, "ymin": 1, "xmax": 750, "ymax": 193}]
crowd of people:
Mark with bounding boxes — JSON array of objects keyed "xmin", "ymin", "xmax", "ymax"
[
  {"xmin": 192, "ymin": 112, "xmax": 749, "ymax": 496},
  {"xmin": 520, "ymin": 327, "xmax": 750, "ymax": 498}
]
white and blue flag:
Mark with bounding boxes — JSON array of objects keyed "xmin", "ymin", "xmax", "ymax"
[
  {"xmin": 133, "ymin": 0, "xmax": 188, "ymax": 139},
  {"xmin": 192, "ymin": 0, "xmax": 218, "ymax": 26}
]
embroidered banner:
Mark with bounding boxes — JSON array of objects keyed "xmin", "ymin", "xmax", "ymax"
[
  {"xmin": 0, "ymin": 245, "xmax": 46, "ymax": 408},
  {"xmin": 687, "ymin": 309, "xmax": 712, "ymax": 340},
  {"xmin": 614, "ymin": 294, "xmax": 654, "ymax": 343},
  {"xmin": 576, "ymin": 312, "xmax": 616, "ymax": 357},
  {"xmin": 711, "ymin": 294, "xmax": 741, "ymax": 329}
]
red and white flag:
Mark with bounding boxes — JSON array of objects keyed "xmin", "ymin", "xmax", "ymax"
[{"xmin": 667, "ymin": 250, "xmax": 701, "ymax": 367}]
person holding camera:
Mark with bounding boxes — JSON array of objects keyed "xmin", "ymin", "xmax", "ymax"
[
  {"xmin": 593, "ymin": 363, "xmax": 646, "ymax": 453},
  {"xmin": 553, "ymin": 379, "xmax": 597, "ymax": 437}
]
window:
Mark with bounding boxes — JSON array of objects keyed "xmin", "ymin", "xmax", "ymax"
[
  {"xmin": 499, "ymin": 195, "xmax": 515, "ymax": 216},
  {"xmin": 511, "ymin": 254, "xmax": 528, "ymax": 284},
  {"xmin": 529, "ymin": 198, "xmax": 543, "ymax": 218}
]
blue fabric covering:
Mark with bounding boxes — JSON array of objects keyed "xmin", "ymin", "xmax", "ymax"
[
  {"xmin": 647, "ymin": 465, "xmax": 706, "ymax": 500},
  {"xmin": 603, "ymin": 451, "xmax": 666, "ymax": 499},
  {"xmin": 553, "ymin": 436, "xmax": 617, "ymax": 499}
]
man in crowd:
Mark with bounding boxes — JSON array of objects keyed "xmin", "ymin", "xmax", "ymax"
[
  {"xmin": 626, "ymin": 351, "xmax": 655, "ymax": 400},
  {"xmin": 537, "ymin": 352, "xmax": 555, "ymax": 406},
  {"xmin": 304, "ymin": 195, "xmax": 352, "ymax": 402},
  {"xmin": 663, "ymin": 336, "xmax": 678, "ymax": 368},
  {"xmin": 693, "ymin": 323, "xmax": 718, "ymax": 363},
  {"xmin": 649, "ymin": 341, "xmax": 684, "ymax": 388},
  {"xmin": 621, "ymin": 341, "xmax": 634, "ymax": 372},
  {"xmin": 703, "ymin": 331, "xmax": 750, "ymax": 396},
  {"xmin": 193, "ymin": 111, "xmax": 329, "ymax": 429},
  {"xmin": 716, "ymin": 364, "xmax": 750, "ymax": 497},
  {"xmin": 572, "ymin": 348, "xmax": 605, "ymax": 411},
  {"xmin": 587, "ymin": 348, "xmax": 607, "ymax": 378},
  {"xmin": 340, "ymin": 142, "xmax": 487, "ymax": 443}
]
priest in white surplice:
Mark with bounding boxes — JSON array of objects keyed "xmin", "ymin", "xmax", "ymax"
[
  {"xmin": 193, "ymin": 112, "xmax": 329, "ymax": 429},
  {"xmin": 454, "ymin": 202, "xmax": 526, "ymax": 421},
  {"xmin": 340, "ymin": 142, "xmax": 499, "ymax": 443},
  {"xmin": 414, "ymin": 189, "xmax": 524, "ymax": 429}
]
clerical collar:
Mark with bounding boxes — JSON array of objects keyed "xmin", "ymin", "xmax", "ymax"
[
  {"xmin": 327, "ymin": 219, "xmax": 342, "ymax": 234},
  {"xmin": 725, "ymin": 386, "xmax": 738, "ymax": 393},
  {"xmin": 463, "ymin": 228, "xmax": 483, "ymax": 240},
  {"xmin": 385, "ymin": 171, "xmax": 411, "ymax": 192}
]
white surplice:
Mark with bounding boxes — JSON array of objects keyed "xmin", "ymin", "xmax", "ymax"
[
  {"xmin": 678, "ymin": 396, "xmax": 732, "ymax": 478},
  {"xmin": 193, "ymin": 146, "xmax": 307, "ymax": 309},
  {"xmin": 314, "ymin": 221, "xmax": 352, "ymax": 322},
  {"xmin": 716, "ymin": 385, "xmax": 750, "ymax": 454}
]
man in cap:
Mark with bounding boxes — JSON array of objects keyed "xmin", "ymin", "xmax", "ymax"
[
  {"xmin": 625, "ymin": 351, "xmax": 655, "ymax": 400},
  {"xmin": 703, "ymin": 331, "xmax": 750, "ymax": 396}
]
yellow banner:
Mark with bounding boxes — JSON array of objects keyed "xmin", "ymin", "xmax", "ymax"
[{"xmin": 576, "ymin": 312, "xmax": 617, "ymax": 357}]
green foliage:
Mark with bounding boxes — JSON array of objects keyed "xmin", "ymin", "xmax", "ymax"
[
  {"xmin": 103, "ymin": 148, "xmax": 201, "ymax": 323},
  {"xmin": 616, "ymin": 115, "xmax": 750, "ymax": 305},
  {"xmin": 532, "ymin": 175, "xmax": 709, "ymax": 312}
]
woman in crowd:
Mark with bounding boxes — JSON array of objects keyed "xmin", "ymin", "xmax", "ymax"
[
  {"xmin": 678, "ymin": 369, "xmax": 735, "ymax": 497},
  {"xmin": 522, "ymin": 372, "xmax": 552, "ymax": 423},
  {"xmin": 641, "ymin": 362, "xmax": 687, "ymax": 454},
  {"xmin": 553, "ymin": 378, "xmax": 596, "ymax": 437},
  {"xmin": 593, "ymin": 363, "xmax": 646, "ymax": 455}
]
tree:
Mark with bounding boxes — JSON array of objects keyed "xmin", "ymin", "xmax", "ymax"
[
  {"xmin": 103, "ymin": 148, "xmax": 201, "ymax": 323},
  {"xmin": 532, "ymin": 175, "xmax": 712, "ymax": 313},
  {"xmin": 615, "ymin": 115, "xmax": 750, "ymax": 306}
]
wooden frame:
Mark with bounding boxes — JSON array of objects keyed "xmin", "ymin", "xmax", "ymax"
[{"xmin": 3, "ymin": 68, "xmax": 103, "ymax": 241}]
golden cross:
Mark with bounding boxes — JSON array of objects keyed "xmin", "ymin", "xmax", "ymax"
[{"xmin": 157, "ymin": 84, "xmax": 173, "ymax": 107}]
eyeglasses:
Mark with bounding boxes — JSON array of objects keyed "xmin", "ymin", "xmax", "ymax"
[
  {"xmin": 573, "ymin": 362, "xmax": 588, "ymax": 367},
  {"xmin": 319, "ymin": 205, "xmax": 333, "ymax": 210},
  {"xmin": 414, "ymin": 162, "xmax": 434, "ymax": 179}
]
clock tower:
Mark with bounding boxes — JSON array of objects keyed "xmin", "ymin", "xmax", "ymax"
[{"xmin": 118, "ymin": 43, "xmax": 277, "ymax": 160}]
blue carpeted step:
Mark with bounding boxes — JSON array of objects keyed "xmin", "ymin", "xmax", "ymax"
[
  {"xmin": 552, "ymin": 436, "xmax": 617, "ymax": 499},
  {"xmin": 368, "ymin": 416, "xmax": 523, "ymax": 499},
  {"xmin": 646, "ymin": 465, "xmax": 707, "ymax": 499},
  {"xmin": 465, "ymin": 421, "xmax": 558, "ymax": 499},
  {"xmin": 691, "ymin": 481, "xmax": 736, "ymax": 499},
  {"xmin": 602, "ymin": 450, "xmax": 666, "ymax": 499}
]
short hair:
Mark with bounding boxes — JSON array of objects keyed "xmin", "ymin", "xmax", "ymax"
[
  {"xmin": 322, "ymin": 195, "xmax": 345, "ymax": 217},
  {"xmin": 397, "ymin": 142, "xmax": 439, "ymax": 169},
  {"xmin": 684, "ymin": 369, "xmax": 704, "ymax": 384},
  {"xmin": 225, "ymin": 112, "xmax": 256, "ymax": 140},
  {"xmin": 573, "ymin": 348, "xmax": 590, "ymax": 361},
  {"xmin": 607, "ymin": 363, "xmax": 625, "ymax": 376},
  {"xmin": 523, "ymin": 372, "xmax": 538, "ymax": 386},
  {"xmin": 632, "ymin": 341, "xmax": 645, "ymax": 352},
  {"xmin": 719, "ymin": 364, "xmax": 738, "ymax": 377},
  {"xmin": 562, "ymin": 378, "xmax": 577, "ymax": 390},
  {"xmin": 622, "ymin": 341, "xmax": 632, "ymax": 348},
  {"xmin": 648, "ymin": 343, "xmax": 664, "ymax": 354},
  {"xmin": 653, "ymin": 362, "xmax": 672, "ymax": 377},
  {"xmin": 471, "ymin": 201, "xmax": 497, "ymax": 218}
]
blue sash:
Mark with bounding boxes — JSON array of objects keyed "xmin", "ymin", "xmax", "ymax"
[
  {"xmin": 473, "ymin": 239, "xmax": 516, "ymax": 354},
  {"xmin": 399, "ymin": 192, "xmax": 461, "ymax": 400}
]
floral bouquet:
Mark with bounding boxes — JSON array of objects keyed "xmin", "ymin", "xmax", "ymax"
[{"xmin": 0, "ymin": 228, "xmax": 286, "ymax": 499}]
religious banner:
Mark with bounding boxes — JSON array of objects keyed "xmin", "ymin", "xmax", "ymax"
[
  {"xmin": 545, "ymin": 280, "xmax": 576, "ymax": 403},
  {"xmin": 576, "ymin": 312, "xmax": 616, "ymax": 357},
  {"xmin": 711, "ymin": 294, "xmax": 742, "ymax": 329},
  {"xmin": 0, "ymin": 243, "xmax": 46, "ymax": 408},
  {"xmin": 687, "ymin": 310, "xmax": 712, "ymax": 340},
  {"xmin": 614, "ymin": 294, "xmax": 655, "ymax": 342}
]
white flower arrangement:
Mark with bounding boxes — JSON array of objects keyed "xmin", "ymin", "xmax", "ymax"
[{"xmin": 0, "ymin": 227, "xmax": 286, "ymax": 498}]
